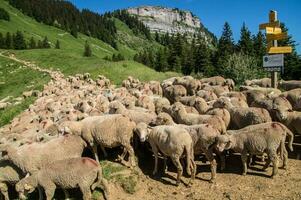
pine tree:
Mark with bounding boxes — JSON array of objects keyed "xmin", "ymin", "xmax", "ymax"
[
  {"xmin": 13, "ymin": 31, "xmax": 27, "ymax": 49},
  {"xmin": 237, "ymin": 23, "xmax": 254, "ymax": 55},
  {"xmin": 253, "ymin": 31, "xmax": 266, "ymax": 66},
  {"xmin": 55, "ymin": 40, "xmax": 60, "ymax": 49},
  {"xmin": 155, "ymin": 31, "xmax": 160, "ymax": 43},
  {"xmin": 278, "ymin": 23, "xmax": 301, "ymax": 80},
  {"xmin": 29, "ymin": 37, "xmax": 36, "ymax": 49},
  {"xmin": 217, "ymin": 22, "xmax": 235, "ymax": 56},
  {"xmin": 42, "ymin": 36, "xmax": 51, "ymax": 48},
  {"xmin": 84, "ymin": 41, "xmax": 92, "ymax": 57},
  {"xmin": 5, "ymin": 32, "xmax": 13, "ymax": 49},
  {"xmin": 37, "ymin": 40, "xmax": 43, "ymax": 48},
  {"xmin": 0, "ymin": 33, "xmax": 4, "ymax": 49},
  {"xmin": 214, "ymin": 22, "xmax": 235, "ymax": 74}
]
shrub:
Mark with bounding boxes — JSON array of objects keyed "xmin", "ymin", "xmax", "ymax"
[{"xmin": 0, "ymin": 8, "xmax": 10, "ymax": 21}]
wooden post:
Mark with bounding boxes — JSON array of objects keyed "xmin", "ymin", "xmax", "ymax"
[{"xmin": 269, "ymin": 10, "xmax": 278, "ymax": 88}]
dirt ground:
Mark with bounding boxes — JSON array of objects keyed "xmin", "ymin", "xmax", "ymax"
[{"xmin": 108, "ymin": 152, "xmax": 301, "ymax": 200}]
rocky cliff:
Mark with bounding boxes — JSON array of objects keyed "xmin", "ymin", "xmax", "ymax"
[{"xmin": 127, "ymin": 6, "xmax": 215, "ymax": 44}]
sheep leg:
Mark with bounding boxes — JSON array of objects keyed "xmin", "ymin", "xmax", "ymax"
[
  {"xmin": 241, "ymin": 152, "xmax": 248, "ymax": 176},
  {"xmin": 63, "ymin": 189, "xmax": 70, "ymax": 200},
  {"xmin": 203, "ymin": 148, "xmax": 217, "ymax": 183},
  {"xmin": 122, "ymin": 143, "xmax": 136, "ymax": 168},
  {"xmin": 94, "ymin": 178, "xmax": 110, "ymax": 200},
  {"xmin": 163, "ymin": 155, "xmax": 168, "ymax": 174},
  {"xmin": 90, "ymin": 144, "xmax": 100, "ymax": 163},
  {"xmin": 262, "ymin": 158, "xmax": 271, "ymax": 171},
  {"xmin": 270, "ymin": 152, "xmax": 279, "ymax": 178},
  {"xmin": 44, "ymin": 185, "xmax": 55, "ymax": 200},
  {"xmin": 100, "ymin": 145, "xmax": 108, "ymax": 158},
  {"xmin": 38, "ymin": 186, "xmax": 44, "ymax": 200},
  {"xmin": 150, "ymin": 143, "xmax": 159, "ymax": 175},
  {"xmin": 215, "ymin": 149, "xmax": 226, "ymax": 171},
  {"xmin": 170, "ymin": 155, "xmax": 183, "ymax": 186},
  {"xmin": 116, "ymin": 147, "xmax": 127, "ymax": 162},
  {"xmin": 0, "ymin": 183, "xmax": 9, "ymax": 200},
  {"xmin": 282, "ymin": 147, "xmax": 288, "ymax": 169},
  {"xmin": 79, "ymin": 185, "xmax": 92, "ymax": 200}
]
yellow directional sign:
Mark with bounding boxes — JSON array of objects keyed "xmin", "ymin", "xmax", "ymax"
[
  {"xmin": 268, "ymin": 46, "xmax": 292, "ymax": 54},
  {"xmin": 266, "ymin": 32, "xmax": 287, "ymax": 41},
  {"xmin": 266, "ymin": 27, "xmax": 282, "ymax": 34},
  {"xmin": 259, "ymin": 21, "xmax": 280, "ymax": 30}
]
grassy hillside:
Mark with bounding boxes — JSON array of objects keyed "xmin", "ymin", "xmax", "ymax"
[
  {"xmin": 0, "ymin": 0, "xmax": 177, "ymax": 83},
  {"xmin": 0, "ymin": 0, "xmax": 179, "ymax": 126}
]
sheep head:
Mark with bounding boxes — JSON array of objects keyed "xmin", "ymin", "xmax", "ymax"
[
  {"xmin": 135, "ymin": 122, "xmax": 151, "ymax": 142},
  {"xmin": 215, "ymin": 134, "xmax": 232, "ymax": 152}
]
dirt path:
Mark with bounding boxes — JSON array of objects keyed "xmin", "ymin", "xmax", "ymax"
[{"xmin": 111, "ymin": 156, "xmax": 301, "ymax": 200}]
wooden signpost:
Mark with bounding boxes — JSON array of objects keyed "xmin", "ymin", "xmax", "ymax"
[{"xmin": 259, "ymin": 10, "xmax": 292, "ymax": 88}]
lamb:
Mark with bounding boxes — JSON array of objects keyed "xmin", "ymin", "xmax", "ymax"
[
  {"xmin": 1, "ymin": 135, "xmax": 86, "ymax": 174},
  {"xmin": 0, "ymin": 161, "xmax": 24, "ymax": 200},
  {"xmin": 200, "ymin": 76, "xmax": 226, "ymax": 86},
  {"xmin": 213, "ymin": 97, "xmax": 272, "ymax": 129},
  {"xmin": 215, "ymin": 122, "xmax": 294, "ymax": 177},
  {"xmin": 109, "ymin": 101, "xmax": 156, "ymax": 125},
  {"xmin": 275, "ymin": 109, "xmax": 301, "ymax": 135},
  {"xmin": 171, "ymin": 102, "xmax": 226, "ymax": 134},
  {"xmin": 61, "ymin": 115, "xmax": 136, "ymax": 167},
  {"xmin": 135, "ymin": 123, "xmax": 196, "ymax": 186},
  {"xmin": 15, "ymin": 157, "xmax": 110, "ymax": 200}
]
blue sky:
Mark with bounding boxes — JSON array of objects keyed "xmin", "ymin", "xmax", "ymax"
[{"xmin": 70, "ymin": 0, "xmax": 301, "ymax": 53}]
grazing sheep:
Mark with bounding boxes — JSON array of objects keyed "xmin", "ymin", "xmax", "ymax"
[
  {"xmin": 213, "ymin": 97, "xmax": 272, "ymax": 129},
  {"xmin": 153, "ymin": 97, "xmax": 170, "ymax": 114},
  {"xmin": 163, "ymin": 85, "xmax": 187, "ymax": 103},
  {"xmin": 280, "ymin": 88, "xmax": 301, "ymax": 111},
  {"xmin": 15, "ymin": 157, "xmax": 110, "ymax": 200},
  {"xmin": 62, "ymin": 115, "xmax": 136, "ymax": 167},
  {"xmin": 171, "ymin": 102, "xmax": 226, "ymax": 134},
  {"xmin": 135, "ymin": 123, "xmax": 196, "ymax": 186},
  {"xmin": 1, "ymin": 135, "xmax": 86, "ymax": 174},
  {"xmin": 173, "ymin": 76, "xmax": 200, "ymax": 95},
  {"xmin": 0, "ymin": 161, "xmax": 24, "ymax": 200},
  {"xmin": 251, "ymin": 96, "xmax": 293, "ymax": 121},
  {"xmin": 215, "ymin": 122, "xmax": 294, "ymax": 177},
  {"xmin": 109, "ymin": 101, "xmax": 156, "ymax": 124},
  {"xmin": 153, "ymin": 115, "xmax": 224, "ymax": 183},
  {"xmin": 200, "ymin": 76, "xmax": 226, "ymax": 86},
  {"xmin": 245, "ymin": 78, "xmax": 271, "ymax": 88},
  {"xmin": 275, "ymin": 110, "xmax": 301, "ymax": 135},
  {"xmin": 196, "ymin": 90, "xmax": 218, "ymax": 102},
  {"xmin": 278, "ymin": 80, "xmax": 301, "ymax": 91},
  {"xmin": 201, "ymin": 85, "xmax": 230, "ymax": 97},
  {"xmin": 206, "ymin": 108, "xmax": 231, "ymax": 128}
]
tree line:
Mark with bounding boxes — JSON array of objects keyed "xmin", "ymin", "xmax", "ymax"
[
  {"xmin": 135, "ymin": 22, "xmax": 301, "ymax": 83},
  {"xmin": 0, "ymin": 31, "xmax": 60, "ymax": 50},
  {"xmin": 8, "ymin": 0, "xmax": 117, "ymax": 48},
  {"xmin": 0, "ymin": 7, "xmax": 10, "ymax": 21}
]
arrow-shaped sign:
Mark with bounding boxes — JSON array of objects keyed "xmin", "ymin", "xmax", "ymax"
[
  {"xmin": 268, "ymin": 46, "xmax": 292, "ymax": 54},
  {"xmin": 266, "ymin": 27, "xmax": 282, "ymax": 34},
  {"xmin": 266, "ymin": 32, "xmax": 287, "ymax": 41}
]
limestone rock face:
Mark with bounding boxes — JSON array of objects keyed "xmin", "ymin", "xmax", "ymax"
[{"xmin": 127, "ymin": 6, "xmax": 202, "ymax": 34}]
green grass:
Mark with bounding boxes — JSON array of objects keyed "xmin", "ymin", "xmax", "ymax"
[{"xmin": 99, "ymin": 160, "xmax": 139, "ymax": 194}]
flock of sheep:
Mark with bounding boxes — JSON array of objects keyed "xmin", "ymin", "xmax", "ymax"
[{"xmin": 0, "ymin": 68, "xmax": 301, "ymax": 200}]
